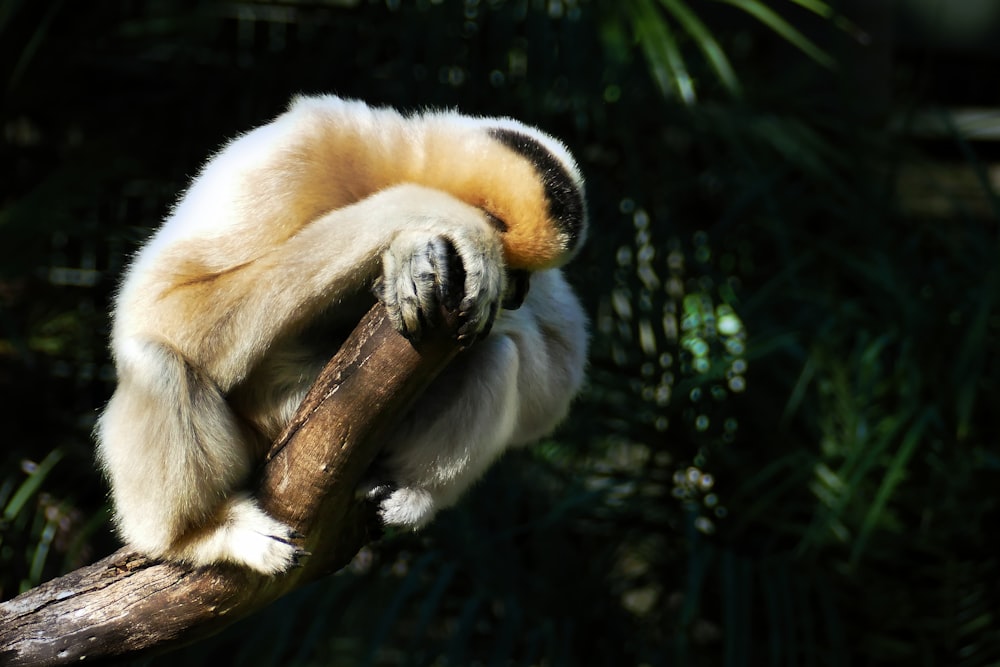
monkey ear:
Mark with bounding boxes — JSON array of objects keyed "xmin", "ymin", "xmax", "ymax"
[{"xmin": 501, "ymin": 270, "xmax": 530, "ymax": 310}]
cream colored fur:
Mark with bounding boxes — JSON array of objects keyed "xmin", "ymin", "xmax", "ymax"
[{"xmin": 96, "ymin": 95, "xmax": 588, "ymax": 574}]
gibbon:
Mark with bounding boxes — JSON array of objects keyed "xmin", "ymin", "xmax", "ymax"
[{"xmin": 95, "ymin": 94, "xmax": 589, "ymax": 574}]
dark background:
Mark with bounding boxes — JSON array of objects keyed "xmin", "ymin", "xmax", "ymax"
[{"xmin": 2, "ymin": 1, "xmax": 999, "ymax": 664}]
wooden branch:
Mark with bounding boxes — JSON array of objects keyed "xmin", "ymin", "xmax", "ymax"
[{"xmin": 0, "ymin": 303, "xmax": 463, "ymax": 665}]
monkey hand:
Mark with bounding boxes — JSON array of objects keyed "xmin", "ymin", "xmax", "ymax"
[{"xmin": 377, "ymin": 227, "xmax": 505, "ymax": 347}]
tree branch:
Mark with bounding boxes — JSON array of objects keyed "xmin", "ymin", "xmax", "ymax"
[{"xmin": 0, "ymin": 303, "xmax": 463, "ymax": 665}]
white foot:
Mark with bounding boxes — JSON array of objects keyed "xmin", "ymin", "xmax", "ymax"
[
  {"xmin": 167, "ymin": 493, "xmax": 304, "ymax": 574},
  {"xmin": 365, "ymin": 483, "xmax": 438, "ymax": 529}
]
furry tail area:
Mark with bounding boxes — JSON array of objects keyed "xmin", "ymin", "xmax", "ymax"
[{"xmin": 95, "ymin": 337, "xmax": 301, "ymax": 574}]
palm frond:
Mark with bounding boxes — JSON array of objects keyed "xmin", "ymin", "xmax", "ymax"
[
  {"xmin": 627, "ymin": 0, "xmax": 697, "ymax": 103},
  {"xmin": 658, "ymin": 0, "xmax": 742, "ymax": 96},
  {"xmin": 712, "ymin": 0, "xmax": 837, "ymax": 69}
]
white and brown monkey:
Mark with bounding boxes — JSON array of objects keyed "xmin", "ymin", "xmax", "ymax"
[{"xmin": 95, "ymin": 95, "xmax": 588, "ymax": 574}]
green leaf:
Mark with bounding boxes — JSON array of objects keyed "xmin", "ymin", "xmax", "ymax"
[
  {"xmin": 713, "ymin": 0, "xmax": 837, "ymax": 69},
  {"xmin": 628, "ymin": 0, "xmax": 697, "ymax": 103},
  {"xmin": 784, "ymin": 0, "xmax": 870, "ymax": 43},
  {"xmin": 3, "ymin": 449, "xmax": 64, "ymax": 523},
  {"xmin": 849, "ymin": 412, "xmax": 932, "ymax": 566},
  {"xmin": 658, "ymin": 0, "xmax": 742, "ymax": 96},
  {"xmin": 5, "ymin": 0, "xmax": 67, "ymax": 93}
]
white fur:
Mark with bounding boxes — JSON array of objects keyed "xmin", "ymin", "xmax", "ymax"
[{"xmin": 96, "ymin": 95, "xmax": 588, "ymax": 574}]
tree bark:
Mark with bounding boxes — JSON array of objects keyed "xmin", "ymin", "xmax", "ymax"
[{"xmin": 0, "ymin": 303, "xmax": 463, "ymax": 665}]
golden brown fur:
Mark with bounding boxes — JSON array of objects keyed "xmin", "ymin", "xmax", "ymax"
[{"xmin": 96, "ymin": 95, "xmax": 588, "ymax": 573}]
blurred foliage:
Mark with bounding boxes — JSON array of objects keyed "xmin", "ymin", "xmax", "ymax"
[
  {"xmin": 602, "ymin": 0, "xmax": 868, "ymax": 102},
  {"xmin": 3, "ymin": 0, "xmax": 1000, "ymax": 665}
]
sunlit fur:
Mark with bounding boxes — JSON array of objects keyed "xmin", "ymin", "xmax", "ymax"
[{"xmin": 95, "ymin": 95, "xmax": 589, "ymax": 574}]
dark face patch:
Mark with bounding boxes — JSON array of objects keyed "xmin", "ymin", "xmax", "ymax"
[{"xmin": 489, "ymin": 128, "xmax": 586, "ymax": 256}]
